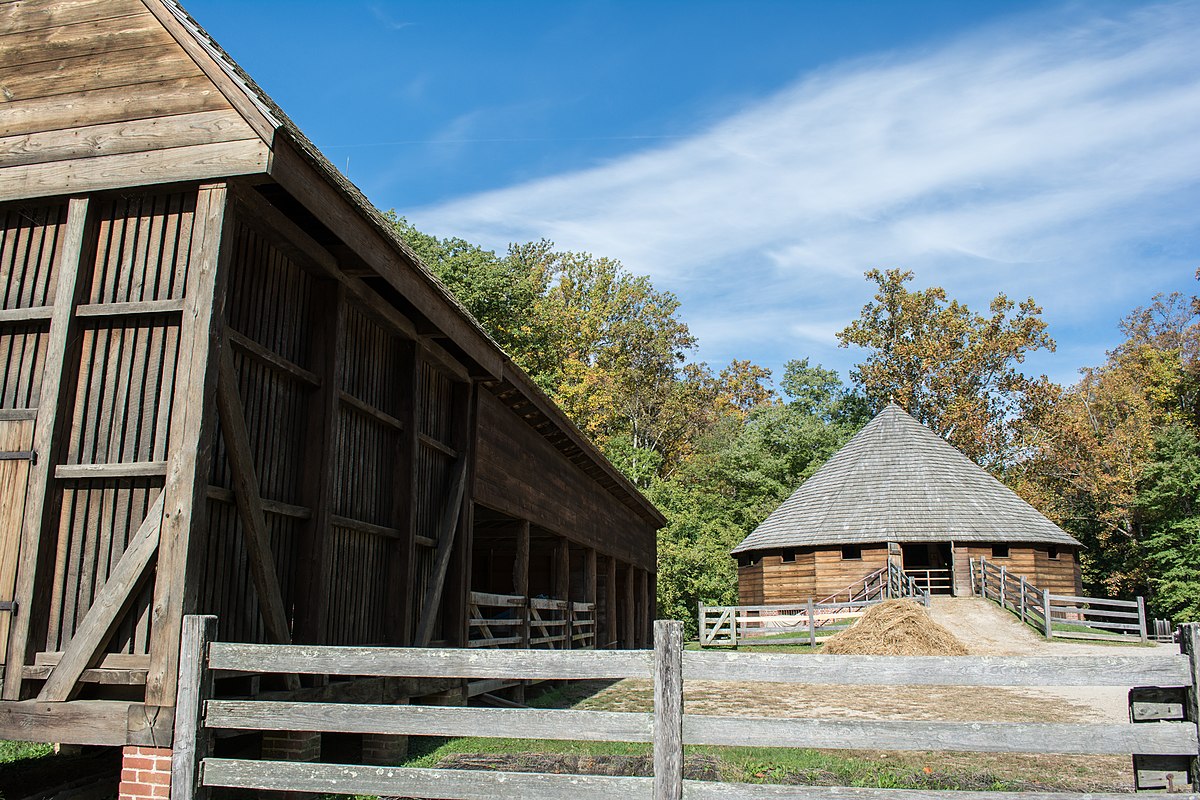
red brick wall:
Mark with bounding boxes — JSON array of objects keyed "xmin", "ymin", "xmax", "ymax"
[{"xmin": 119, "ymin": 746, "xmax": 171, "ymax": 800}]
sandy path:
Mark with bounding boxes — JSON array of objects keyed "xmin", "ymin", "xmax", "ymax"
[{"xmin": 926, "ymin": 596, "xmax": 1169, "ymax": 723}]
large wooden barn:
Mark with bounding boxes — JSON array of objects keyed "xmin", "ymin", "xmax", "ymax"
[
  {"xmin": 733, "ymin": 403, "xmax": 1082, "ymax": 604},
  {"xmin": 0, "ymin": 0, "xmax": 662, "ymax": 774}
]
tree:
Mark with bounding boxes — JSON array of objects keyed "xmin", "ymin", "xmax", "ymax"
[
  {"xmin": 1137, "ymin": 425, "xmax": 1200, "ymax": 621},
  {"xmin": 837, "ymin": 269, "xmax": 1055, "ymax": 471}
]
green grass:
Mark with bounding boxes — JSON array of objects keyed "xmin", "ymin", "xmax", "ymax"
[{"xmin": 0, "ymin": 740, "xmax": 51, "ymax": 763}]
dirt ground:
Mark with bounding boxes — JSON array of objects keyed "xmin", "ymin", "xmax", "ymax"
[{"xmin": 573, "ymin": 598, "xmax": 1171, "ymax": 792}]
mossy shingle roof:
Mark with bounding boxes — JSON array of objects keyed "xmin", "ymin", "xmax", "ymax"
[{"xmin": 732, "ymin": 403, "xmax": 1080, "ymax": 554}]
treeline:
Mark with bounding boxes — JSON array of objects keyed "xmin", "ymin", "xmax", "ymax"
[{"xmin": 392, "ymin": 214, "xmax": 1200, "ymax": 626}]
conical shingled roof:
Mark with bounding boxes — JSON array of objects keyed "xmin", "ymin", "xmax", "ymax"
[{"xmin": 732, "ymin": 403, "xmax": 1080, "ymax": 554}]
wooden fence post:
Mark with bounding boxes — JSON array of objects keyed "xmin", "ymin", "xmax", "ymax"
[
  {"xmin": 653, "ymin": 619, "xmax": 684, "ymax": 800},
  {"xmin": 1019, "ymin": 575, "xmax": 1027, "ymax": 624},
  {"xmin": 806, "ymin": 599, "xmax": 816, "ymax": 647},
  {"xmin": 697, "ymin": 603, "xmax": 705, "ymax": 646},
  {"xmin": 999, "ymin": 566, "xmax": 1007, "ymax": 610},
  {"xmin": 1042, "ymin": 589, "xmax": 1053, "ymax": 638},
  {"xmin": 171, "ymin": 614, "xmax": 216, "ymax": 800},
  {"xmin": 1137, "ymin": 597, "xmax": 1148, "ymax": 643},
  {"xmin": 1179, "ymin": 623, "xmax": 1200, "ymax": 787}
]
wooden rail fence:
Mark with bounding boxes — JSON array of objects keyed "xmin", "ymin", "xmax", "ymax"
[
  {"xmin": 172, "ymin": 614, "xmax": 1200, "ymax": 798},
  {"xmin": 467, "ymin": 590, "xmax": 596, "ymax": 650},
  {"xmin": 971, "ymin": 557, "xmax": 1148, "ymax": 642},
  {"xmin": 700, "ymin": 561, "xmax": 928, "ymax": 647}
]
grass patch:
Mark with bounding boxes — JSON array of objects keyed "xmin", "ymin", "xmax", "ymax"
[{"xmin": 0, "ymin": 740, "xmax": 51, "ymax": 763}]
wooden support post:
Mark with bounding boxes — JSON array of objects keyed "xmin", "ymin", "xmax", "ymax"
[
  {"xmin": 642, "ymin": 569, "xmax": 654, "ymax": 646},
  {"xmin": 442, "ymin": 381, "xmax": 477, "ymax": 649},
  {"xmin": 806, "ymin": 598, "xmax": 816, "ymax": 647},
  {"xmin": 697, "ymin": 603, "xmax": 706, "ymax": 646},
  {"xmin": 625, "ymin": 562, "xmax": 636, "ymax": 649},
  {"xmin": 584, "ymin": 548, "xmax": 597, "ymax": 605},
  {"xmin": 969, "ymin": 558, "xmax": 976, "ymax": 595},
  {"xmin": 171, "ymin": 615, "xmax": 216, "ymax": 800},
  {"xmin": 1019, "ymin": 575, "xmax": 1027, "ymax": 624},
  {"xmin": 999, "ymin": 566, "xmax": 1007, "ymax": 610},
  {"xmin": 147, "ymin": 183, "xmax": 232, "ymax": 707},
  {"xmin": 1138, "ymin": 596, "xmax": 1149, "ymax": 643},
  {"xmin": 652, "ymin": 619, "xmax": 683, "ymax": 800},
  {"xmin": 1180, "ymin": 623, "xmax": 1200, "ymax": 788},
  {"xmin": 606, "ymin": 555, "xmax": 617, "ymax": 648},
  {"xmin": 515, "ymin": 521, "xmax": 530, "ymax": 649},
  {"xmin": 396, "ymin": 341, "xmax": 420, "ymax": 645},
  {"xmin": 555, "ymin": 538, "xmax": 571, "ymax": 649},
  {"xmin": 4, "ymin": 197, "xmax": 90, "ymax": 701},
  {"xmin": 1042, "ymin": 588, "xmax": 1053, "ymax": 639},
  {"xmin": 293, "ymin": 282, "xmax": 345, "ymax": 645}
]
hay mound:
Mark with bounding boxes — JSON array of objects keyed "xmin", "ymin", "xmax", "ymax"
[{"xmin": 821, "ymin": 599, "xmax": 968, "ymax": 655}]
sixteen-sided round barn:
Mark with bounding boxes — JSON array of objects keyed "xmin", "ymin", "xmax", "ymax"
[
  {"xmin": 733, "ymin": 403, "xmax": 1083, "ymax": 604},
  {"xmin": 0, "ymin": 0, "xmax": 661, "ymax": 774}
]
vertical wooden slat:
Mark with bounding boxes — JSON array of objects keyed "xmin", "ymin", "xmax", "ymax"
[
  {"xmin": 652, "ymin": 618, "xmax": 683, "ymax": 800},
  {"xmin": 606, "ymin": 555, "xmax": 617, "ymax": 649},
  {"xmin": 3, "ymin": 197, "xmax": 90, "ymax": 700},
  {"xmin": 146, "ymin": 184, "xmax": 231, "ymax": 707},
  {"xmin": 171, "ymin": 614, "xmax": 215, "ymax": 800},
  {"xmin": 624, "ymin": 562, "xmax": 636, "ymax": 649}
]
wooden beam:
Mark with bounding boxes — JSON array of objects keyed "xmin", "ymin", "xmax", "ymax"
[
  {"xmin": 36, "ymin": 495, "xmax": 164, "ymax": 701},
  {"xmin": 4, "ymin": 197, "xmax": 90, "ymax": 701},
  {"xmin": 392, "ymin": 340, "xmax": 420, "ymax": 645},
  {"xmin": 0, "ymin": 140, "xmax": 270, "ymax": 204},
  {"xmin": 215, "ymin": 342, "xmax": 292, "ymax": 648},
  {"xmin": 145, "ymin": 183, "xmax": 232, "ymax": 707},
  {"xmin": 584, "ymin": 549, "xmax": 598, "ymax": 605},
  {"xmin": 412, "ymin": 452, "xmax": 470, "ymax": 647},
  {"xmin": 0, "ymin": 700, "xmax": 154, "ymax": 748}
]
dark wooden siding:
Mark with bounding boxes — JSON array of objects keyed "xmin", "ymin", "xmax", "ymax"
[{"xmin": 474, "ymin": 389, "xmax": 654, "ymax": 569}]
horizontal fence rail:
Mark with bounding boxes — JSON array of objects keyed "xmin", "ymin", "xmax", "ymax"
[
  {"xmin": 971, "ymin": 557, "xmax": 1148, "ymax": 642},
  {"xmin": 175, "ymin": 615, "xmax": 1200, "ymax": 800}
]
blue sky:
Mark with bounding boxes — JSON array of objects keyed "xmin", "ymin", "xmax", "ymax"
[{"xmin": 189, "ymin": 0, "xmax": 1200, "ymax": 388}]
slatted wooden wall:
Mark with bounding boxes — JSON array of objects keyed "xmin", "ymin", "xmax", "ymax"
[
  {"xmin": 46, "ymin": 191, "xmax": 196, "ymax": 658},
  {"xmin": 202, "ymin": 216, "xmax": 314, "ymax": 644},
  {"xmin": 323, "ymin": 306, "xmax": 405, "ymax": 646}
]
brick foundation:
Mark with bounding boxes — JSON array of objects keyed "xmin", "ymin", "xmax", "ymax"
[
  {"xmin": 262, "ymin": 729, "xmax": 321, "ymax": 762},
  {"xmin": 119, "ymin": 745, "xmax": 172, "ymax": 800},
  {"xmin": 362, "ymin": 732, "xmax": 408, "ymax": 765}
]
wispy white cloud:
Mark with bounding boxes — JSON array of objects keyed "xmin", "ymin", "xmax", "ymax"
[{"xmin": 407, "ymin": 2, "xmax": 1200, "ymax": 386}]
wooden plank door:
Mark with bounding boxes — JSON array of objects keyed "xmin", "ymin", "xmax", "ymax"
[{"xmin": 0, "ymin": 417, "xmax": 35, "ymax": 667}]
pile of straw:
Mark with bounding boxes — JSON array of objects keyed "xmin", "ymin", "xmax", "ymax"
[{"xmin": 821, "ymin": 599, "xmax": 968, "ymax": 656}]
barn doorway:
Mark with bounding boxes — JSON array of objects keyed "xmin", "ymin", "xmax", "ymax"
[{"xmin": 901, "ymin": 542, "xmax": 954, "ymax": 595}]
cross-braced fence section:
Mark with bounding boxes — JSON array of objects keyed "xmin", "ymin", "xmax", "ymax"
[
  {"xmin": 971, "ymin": 557, "xmax": 1148, "ymax": 642},
  {"xmin": 173, "ymin": 615, "xmax": 1200, "ymax": 799},
  {"xmin": 466, "ymin": 591, "xmax": 595, "ymax": 650}
]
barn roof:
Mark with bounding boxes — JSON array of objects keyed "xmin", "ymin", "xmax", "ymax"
[{"xmin": 732, "ymin": 403, "xmax": 1080, "ymax": 553}]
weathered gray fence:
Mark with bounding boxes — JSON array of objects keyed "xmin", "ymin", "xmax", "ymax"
[
  {"xmin": 172, "ymin": 615, "xmax": 1200, "ymax": 800},
  {"xmin": 971, "ymin": 557, "xmax": 1148, "ymax": 642},
  {"xmin": 701, "ymin": 562, "xmax": 928, "ymax": 647}
]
